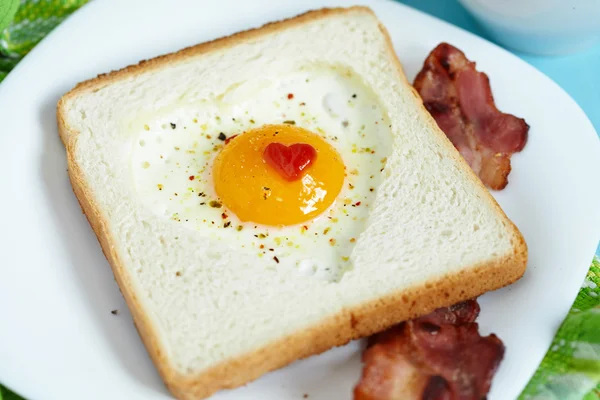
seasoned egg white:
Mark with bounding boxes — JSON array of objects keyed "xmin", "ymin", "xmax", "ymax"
[{"xmin": 130, "ymin": 66, "xmax": 392, "ymax": 282}]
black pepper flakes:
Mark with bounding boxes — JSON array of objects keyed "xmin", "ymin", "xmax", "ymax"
[
  {"xmin": 283, "ymin": 120, "xmax": 296, "ymax": 125},
  {"xmin": 209, "ymin": 200, "xmax": 222, "ymax": 208},
  {"xmin": 170, "ymin": 123, "xmax": 176, "ymax": 129},
  {"xmin": 111, "ymin": 310, "xmax": 118, "ymax": 315},
  {"xmin": 273, "ymin": 256, "xmax": 280, "ymax": 263},
  {"xmin": 218, "ymin": 132, "xmax": 227, "ymax": 141},
  {"xmin": 224, "ymin": 221, "xmax": 231, "ymax": 228},
  {"xmin": 352, "ymin": 94, "xmax": 357, "ymax": 98}
]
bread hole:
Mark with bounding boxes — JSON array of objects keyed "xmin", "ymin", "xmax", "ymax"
[
  {"xmin": 436, "ymin": 151, "xmax": 443, "ymax": 160},
  {"xmin": 473, "ymin": 224, "xmax": 480, "ymax": 232},
  {"xmin": 141, "ymin": 220, "xmax": 151, "ymax": 229},
  {"xmin": 441, "ymin": 230, "xmax": 453, "ymax": 237},
  {"xmin": 156, "ymin": 137, "xmax": 163, "ymax": 144},
  {"xmin": 80, "ymin": 110, "xmax": 87, "ymax": 120},
  {"xmin": 401, "ymin": 295, "xmax": 409, "ymax": 304}
]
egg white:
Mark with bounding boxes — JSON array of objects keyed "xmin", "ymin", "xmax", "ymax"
[{"xmin": 130, "ymin": 66, "xmax": 392, "ymax": 282}]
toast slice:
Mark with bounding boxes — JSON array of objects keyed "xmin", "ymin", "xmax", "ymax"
[{"xmin": 57, "ymin": 7, "xmax": 527, "ymax": 400}]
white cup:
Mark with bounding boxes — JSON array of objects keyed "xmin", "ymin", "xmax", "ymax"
[{"xmin": 457, "ymin": 0, "xmax": 600, "ymax": 55}]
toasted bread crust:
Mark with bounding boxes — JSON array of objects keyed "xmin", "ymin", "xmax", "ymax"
[{"xmin": 57, "ymin": 6, "xmax": 527, "ymax": 400}]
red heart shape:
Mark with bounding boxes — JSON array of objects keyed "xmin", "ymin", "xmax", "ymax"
[{"xmin": 263, "ymin": 143, "xmax": 317, "ymax": 181}]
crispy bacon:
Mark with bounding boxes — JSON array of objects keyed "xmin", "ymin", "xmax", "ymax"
[
  {"xmin": 414, "ymin": 43, "xmax": 529, "ymax": 190},
  {"xmin": 354, "ymin": 300, "xmax": 504, "ymax": 400}
]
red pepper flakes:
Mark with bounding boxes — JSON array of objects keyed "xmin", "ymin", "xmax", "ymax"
[
  {"xmin": 189, "ymin": 175, "xmax": 195, "ymax": 181},
  {"xmin": 221, "ymin": 213, "xmax": 228, "ymax": 219},
  {"xmin": 299, "ymin": 102, "xmax": 306, "ymax": 106},
  {"xmin": 225, "ymin": 134, "xmax": 238, "ymax": 145},
  {"xmin": 287, "ymin": 93, "xmax": 294, "ymax": 99},
  {"xmin": 355, "ymin": 201, "xmax": 361, "ymax": 206},
  {"xmin": 259, "ymin": 244, "xmax": 264, "ymax": 249}
]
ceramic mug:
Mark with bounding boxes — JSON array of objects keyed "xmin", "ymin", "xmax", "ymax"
[{"xmin": 458, "ymin": 0, "xmax": 600, "ymax": 55}]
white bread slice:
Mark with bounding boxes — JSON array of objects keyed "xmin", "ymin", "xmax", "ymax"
[{"xmin": 57, "ymin": 7, "xmax": 527, "ymax": 400}]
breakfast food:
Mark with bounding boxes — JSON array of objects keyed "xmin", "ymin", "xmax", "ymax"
[
  {"xmin": 414, "ymin": 43, "xmax": 529, "ymax": 190},
  {"xmin": 353, "ymin": 43, "xmax": 528, "ymax": 399},
  {"xmin": 131, "ymin": 69, "xmax": 392, "ymax": 281},
  {"xmin": 354, "ymin": 300, "xmax": 504, "ymax": 400},
  {"xmin": 57, "ymin": 7, "xmax": 527, "ymax": 400}
]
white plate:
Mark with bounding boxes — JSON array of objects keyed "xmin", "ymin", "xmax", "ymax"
[{"xmin": 1, "ymin": 0, "xmax": 599, "ymax": 399}]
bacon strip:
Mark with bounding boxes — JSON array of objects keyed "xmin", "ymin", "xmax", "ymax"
[
  {"xmin": 414, "ymin": 43, "xmax": 529, "ymax": 190},
  {"xmin": 354, "ymin": 300, "xmax": 504, "ymax": 400}
]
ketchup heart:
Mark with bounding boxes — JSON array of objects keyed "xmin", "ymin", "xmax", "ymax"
[{"xmin": 263, "ymin": 143, "xmax": 317, "ymax": 181}]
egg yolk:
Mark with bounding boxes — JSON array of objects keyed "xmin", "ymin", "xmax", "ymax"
[{"xmin": 212, "ymin": 124, "xmax": 345, "ymax": 226}]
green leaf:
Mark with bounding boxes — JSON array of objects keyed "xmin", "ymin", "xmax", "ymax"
[
  {"xmin": 0, "ymin": 385, "xmax": 26, "ymax": 400},
  {"xmin": 0, "ymin": 0, "xmax": 19, "ymax": 33}
]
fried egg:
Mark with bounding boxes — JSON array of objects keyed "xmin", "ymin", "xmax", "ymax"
[{"xmin": 131, "ymin": 66, "xmax": 392, "ymax": 282}]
